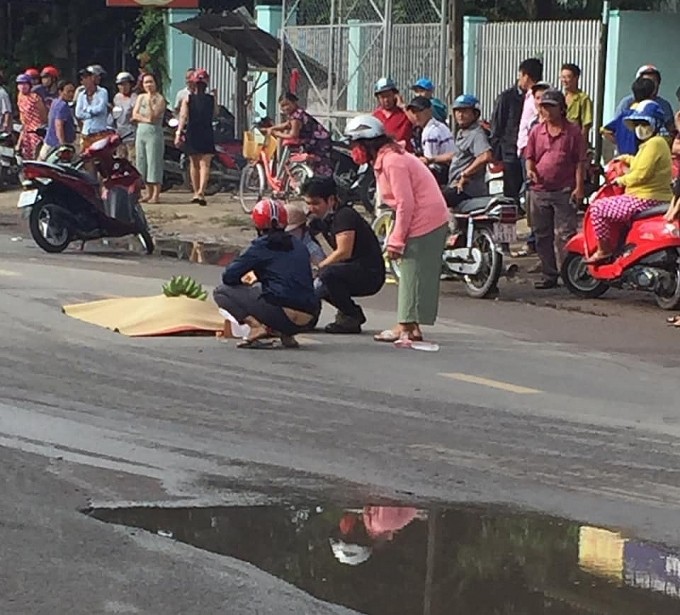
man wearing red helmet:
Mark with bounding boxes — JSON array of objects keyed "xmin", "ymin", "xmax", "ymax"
[
  {"xmin": 214, "ymin": 198, "xmax": 321, "ymax": 349},
  {"xmin": 33, "ymin": 66, "xmax": 60, "ymax": 108}
]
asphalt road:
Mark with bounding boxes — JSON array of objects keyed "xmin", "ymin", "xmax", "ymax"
[{"xmin": 2, "ymin": 232, "xmax": 680, "ymax": 614}]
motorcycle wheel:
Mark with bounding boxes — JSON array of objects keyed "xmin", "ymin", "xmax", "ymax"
[
  {"xmin": 372, "ymin": 209, "xmax": 400, "ymax": 279},
  {"xmin": 561, "ymin": 252, "xmax": 609, "ymax": 298},
  {"xmin": 137, "ymin": 230, "xmax": 155, "ymax": 255},
  {"xmin": 285, "ymin": 163, "xmax": 314, "ymax": 197},
  {"xmin": 29, "ymin": 202, "xmax": 71, "ymax": 253},
  {"xmin": 655, "ymin": 260, "xmax": 680, "ymax": 310},
  {"xmin": 239, "ymin": 162, "xmax": 265, "ymax": 214},
  {"xmin": 462, "ymin": 227, "xmax": 503, "ymax": 298}
]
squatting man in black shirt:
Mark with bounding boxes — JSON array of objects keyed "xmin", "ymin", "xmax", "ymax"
[{"xmin": 302, "ymin": 177, "xmax": 386, "ymax": 334}]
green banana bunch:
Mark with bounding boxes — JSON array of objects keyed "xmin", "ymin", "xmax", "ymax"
[{"xmin": 162, "ymin": 275, "xmax": 208, "ymax": 301}]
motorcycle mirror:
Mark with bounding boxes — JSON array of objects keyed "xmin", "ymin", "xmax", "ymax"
[
  {"xmin": 259, "ymin": 102, "xmax": 267, "ymax": 111},
  {"xmin": 168, "ymin": 118, "xmax": 179, "ymax": 128}
]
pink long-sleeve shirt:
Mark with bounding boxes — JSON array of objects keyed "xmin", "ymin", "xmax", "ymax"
[{"xmin": 374, "ymin": 145, "xmax": 450, "ymax": 254}]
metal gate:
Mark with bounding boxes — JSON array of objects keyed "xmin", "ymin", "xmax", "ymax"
[
  {"xmin": 474, "ymin": 20, "xmax": 603, "ymax": 122},
  {"xmin": 280, "ymin": 0, "xmax": 447, "ymax": 134}
]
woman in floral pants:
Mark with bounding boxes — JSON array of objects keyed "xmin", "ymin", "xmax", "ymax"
[{"xmin": 587, "ymin": 100, "xmax": 672, "ymax": 263}]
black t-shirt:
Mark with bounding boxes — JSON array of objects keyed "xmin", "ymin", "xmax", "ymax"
[{"xmin": 315, "ymin": 205, "xmax": 384, "ymax": 271}]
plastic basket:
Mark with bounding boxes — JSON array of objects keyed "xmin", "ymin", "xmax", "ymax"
[
  {"xmin": 242, "ymin": 131, "xmax": 263, "ymax": 160},
  {"xmin": 264, "ymin": 135, "xmax": 278, "ymax": 159}
]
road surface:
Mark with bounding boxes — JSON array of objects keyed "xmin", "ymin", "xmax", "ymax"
[{"xmin": 1, "ymin": 232, "xmax": 680, "ymax": 614}]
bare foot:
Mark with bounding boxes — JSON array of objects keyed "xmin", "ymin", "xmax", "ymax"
[{"xmin": 584, "ymin": 251, "xmax": 612, "ymax": 265}]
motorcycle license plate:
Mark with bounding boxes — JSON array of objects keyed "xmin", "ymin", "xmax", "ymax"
[
  {"xmin": 17, "ymin": 190, "xmax": 38, "ymax": 208},
  {"xmin": 494, "ymin": 223, "xmax": 517, "ymax": 244}
]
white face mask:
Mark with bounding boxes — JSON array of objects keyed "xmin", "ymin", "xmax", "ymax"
[{"xmin": 635, "ymin": 124, "xmax": 655, "ymax": 141}]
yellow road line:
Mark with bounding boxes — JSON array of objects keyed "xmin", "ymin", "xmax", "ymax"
[
  {"xmin": 0, "ymin": 269, "xmax": 19, "ymax": 277},
  {"xmin": 439, "ymin": 372, "xmax": 541, "ymax": 395}
]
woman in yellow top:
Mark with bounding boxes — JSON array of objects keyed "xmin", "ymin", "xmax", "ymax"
[{"xmin": 586, "ymin": 99, "xmax": 672, "ymax": 264}]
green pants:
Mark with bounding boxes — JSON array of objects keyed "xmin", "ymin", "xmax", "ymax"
[
  {"xmin": 397, "ymin": 224, "xmax": 448, "ymax": 325},
  {"xmin": 135, "ymin": 123, "xmax": 164, "ymax": 185}
]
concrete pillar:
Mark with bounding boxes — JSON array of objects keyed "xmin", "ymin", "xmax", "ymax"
[
  {"xmin": 167, "ymin": 9, "xmax": 199, "ymax": 101},
  {"xmin": 346, "ymin": 20, "xmax": 367, "ymax": 112},
  {"xmin": 462, "ymin": 16, "xmax": 487, "ymax": 97},
  {"xmin": 254, "ymin": 5, "xmax": 283, "ymax": 120}
]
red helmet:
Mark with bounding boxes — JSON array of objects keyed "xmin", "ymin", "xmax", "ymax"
[
  {"xmin": 251, "ymin": 198, "xmax": 288, "ymax": 231},
  {"xmin": 25, "ymin": 68, "xmax": 40, "ymax": 78},
  {"xmin": 190, "ymin": 68, "xmax": 209, "ymax": 84},
  {"xmin": 41, "ymin": 65, "xmax": 59, "ymax": 78}
]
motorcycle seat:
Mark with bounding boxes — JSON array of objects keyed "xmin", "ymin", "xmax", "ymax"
[
  {"xmin": 60, "ymin": 164, "xmax": 99, "ymax": 186},
  {"xmin": 456, "ymin": 197, "xmax": 491, "ymax": 214},
  {"xmin": 631, "ymin": 202, "xmax": 670, "ymax": 221}
]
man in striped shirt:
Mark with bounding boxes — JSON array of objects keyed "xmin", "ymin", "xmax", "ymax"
[{"xmin": 407, "ymin": 96, "xmax": 454, "ymax": 185}]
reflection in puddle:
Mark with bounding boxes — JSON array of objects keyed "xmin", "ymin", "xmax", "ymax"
[{"xmin": 87, "ymin": 503, "xmax": 680, "ymax": 614}]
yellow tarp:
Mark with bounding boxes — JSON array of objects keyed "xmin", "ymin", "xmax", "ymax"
[{"xmin": 63, "ymin": 295, "xmax": 224, "ymax": 337}]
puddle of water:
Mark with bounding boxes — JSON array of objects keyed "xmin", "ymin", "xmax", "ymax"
[{"xmin": 86, "ymin": 503, "xmax": 680, "ymax": 614}]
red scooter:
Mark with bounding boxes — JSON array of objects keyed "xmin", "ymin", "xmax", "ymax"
[
  {"xmin": 18, "ymin": 133, "xmax": 154, "ymax": 254},
  {"xmin": 561, "ymin": 160, "xmax": 680, "ymax": 309}
]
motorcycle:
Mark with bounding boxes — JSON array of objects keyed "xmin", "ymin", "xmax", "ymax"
[
  {"xmin": 331, "ymin": 139, "xmax": 377, "ymax": 217},
  {"xmin": 162, "ymin": 112, "xmax": 246, "ymax": 195},
  {"xmin": 373, "ymin": 194, "xmax": 518, "ymax": 298},
  {"xmin": 18, "ymin": 132, "xmax": 154, "ymax": 255},
  {"xmin": 561, "ymin": 160, "xmax": 680, "ymax": 310},
  {"xmin": 0, "ymin": 123, "xmax": 22, "ymax": 190}
]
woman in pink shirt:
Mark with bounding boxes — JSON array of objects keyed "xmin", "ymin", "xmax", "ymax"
[{"xmin": 345, "ymin": 115, "xmax": 450, "ymax": 343}]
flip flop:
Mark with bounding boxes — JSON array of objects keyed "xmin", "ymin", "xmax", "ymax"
[
  {"xmin": 666, "ymin": 315, "xmax": 680, "ymax": 325},
  {"xmin": 584, "ymin": 253, "xmax": 613, "ymax": 265},
  {"xmin": 374, "ymin": 330, "xmax": 423, "ymax": 343},
  {"xmin": 280, "ymin": 335, "xmax": 300, "ymax": 349},
  {"xmin": 237, "ymin": 338, "xmax": 276, "ymax": 349}
]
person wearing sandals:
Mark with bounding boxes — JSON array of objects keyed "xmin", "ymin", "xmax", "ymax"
[
  {"xmin": 133, "ymin": 73, "xmax": 166, "ymax": 204},
  {"xmin": 213, "ymin": 198, "xmax": 321, "ymax": 349},
  {"xmin": 176, "ymin": 68, "xmax": 215, "ymax": 206},
  {"xmin": 344, "ymin": 115, "xmax": 449, "ymax": 344},
  {"xmin": 585, "ymin": 100, "xmax": 672, "ymax": 265}
]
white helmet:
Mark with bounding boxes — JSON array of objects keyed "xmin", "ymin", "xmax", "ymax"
[
  {"xmin": 115, "ymin": 71, "xmax": 134, "ymax": 85},
  {"xmin": 344, "ymin": 114, "xmax": 385, "ymax": 140},
  {"xmin": 329, "ymin": 539, "xmax": 372, "ymax": 566}
]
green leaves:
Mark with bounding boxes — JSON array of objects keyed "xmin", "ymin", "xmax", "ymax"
[{"xmin": 132, "ymin": 8, "xmax": 169, "ymax": 86}]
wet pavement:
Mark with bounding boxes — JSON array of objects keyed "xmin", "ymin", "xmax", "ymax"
[{"xmin": 87, "ymin": 502, "xmax": 680, "ymax": 615}]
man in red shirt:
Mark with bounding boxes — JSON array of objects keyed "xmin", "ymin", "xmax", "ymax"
[
  {"xmin": 372, "ymin": 77, "xmax": 413, "ymax": 151},
  {"xmin": 525, "ymin": 89, "xmax": 586, "ymax": 289}
]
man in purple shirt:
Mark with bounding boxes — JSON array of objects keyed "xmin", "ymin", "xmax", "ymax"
[{"xmin": 525, "ymin": 89, "xmax": 586, "ymax": 289}]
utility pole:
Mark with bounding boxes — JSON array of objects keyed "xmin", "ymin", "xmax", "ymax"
[{"xmin": 447, "ymin": 0, "xmax": 463, "ymax": 102}]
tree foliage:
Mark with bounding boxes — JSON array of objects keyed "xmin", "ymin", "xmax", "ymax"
[{"xmin": 132, "ymin": 8, "xmax": 169, "ymax": 87}]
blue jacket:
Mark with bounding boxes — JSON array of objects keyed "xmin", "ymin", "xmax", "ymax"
[{"xmin": 221, "ymin": 233, "xmax": 320, "ymax": 315}]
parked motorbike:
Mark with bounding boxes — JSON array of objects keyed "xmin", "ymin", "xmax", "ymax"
[
  {"xmin": 19, "ymin": 133, "xmax": 154, "ymax": 255},
  {"xmin": 373, "ymin": 194, "xmax": 518, "ymax": 298},
  {"xmin": 0, "ymin": 123, "xmax": 22, "ymax": 190},
  {"xmin": 162, "ymin": 112, "xmax": 245, "ymax": 195},
  {"xmin": 561, "ymin": 160, "xmax": 680, "ymax": 310},
  {"xmin": 332, "ymin": 139, "xmax": 377, "ymax": 217}
]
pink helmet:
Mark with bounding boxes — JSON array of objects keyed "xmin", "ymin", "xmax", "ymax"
[
  {"xmin": 190, "ymin": 68, "xmax": 210, "ymax": 84},
  {"xmin": 25, "ymin": 68, "xmax": 40, "ymax": 79}
]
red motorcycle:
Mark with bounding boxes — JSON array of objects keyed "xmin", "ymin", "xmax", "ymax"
[
  {"xmin": 561, "ymin": 160, "xmax": 680, "ymax": 309},
  {"xmin": 18, "ymin": 133, "xmax": 154, "ymax": 254}
]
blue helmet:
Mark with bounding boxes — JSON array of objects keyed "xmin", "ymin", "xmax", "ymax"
[
  {"xmin": 374, "ymin": 77, "xmax": 398, "ymax": 95},
  {"xmin": 624, "ymin": 99, "xmax": 667, "ymax": 133},
  {"xmin": 452, "ymin": 94, "xmax": 481, "ymax": 112}
]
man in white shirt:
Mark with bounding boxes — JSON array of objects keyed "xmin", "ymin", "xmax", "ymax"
[
  {"xmin": 174, "ymin": 68, "xmax": 195, "ymax": 115},
  {"xmin": 407, "ymin": 96, "xmax": 454, "ymax": 185}
]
